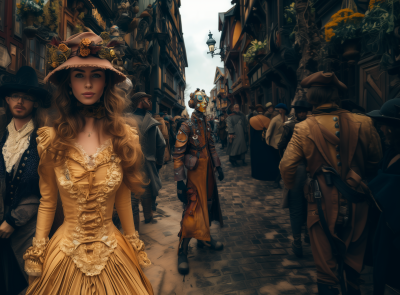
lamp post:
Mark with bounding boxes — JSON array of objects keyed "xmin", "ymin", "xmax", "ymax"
[{"xmin": 206, "ymin": 31, "xmax": 224, "ymax": 58}]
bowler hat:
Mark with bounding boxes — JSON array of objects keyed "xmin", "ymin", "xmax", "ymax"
[
  {"xmin": 131, "ymin": 92, "xmax": 151, "ymax": 104},
  {"xmin": 292, "ymin": 100, "xmax": 312, "ymax": 111},
  {"xmin": 301, "ymin": 71, "xmax": 347, "ymax": 91},
  {"xmin": 0, "ymin": 66, "xmax": 51, "ymax": 108},
  {"xmin": 366, "ymin": 98, "xmax": 400, "ymax": 125},
  {"xmin": 274, "ymin": 103, "xmax": 289, "ymax": 113},
  {"xmin": 159, "ymin": 112, "xmax": 165, "ymax": 116}
]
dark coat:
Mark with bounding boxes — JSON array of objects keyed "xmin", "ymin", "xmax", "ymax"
[
  {"xmin": 132, "ymin": 111, "xmax": 166, "ymax": 197},
  {"xmin": 217, "ymin": 120, "xmax": 227, "ymax": 140},
  {"xmin": 0, "ymin": 129, "xmax": 41, "ymax": 227},
  {"xmin": 370, "ymin": 148, "xmax": 400, "ymax": 294}
]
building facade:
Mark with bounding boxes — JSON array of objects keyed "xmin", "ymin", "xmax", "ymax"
[
  {"xmin": 214, "ymin": 0, "xmax": 399, "ymax": 113},
  {"xmin": 0, "ymin": 0, "xmax": 188, "ymax": 117}
]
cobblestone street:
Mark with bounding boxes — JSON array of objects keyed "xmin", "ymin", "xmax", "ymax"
[{"xmin": 140, "ymin": 143, "xmax": 375, "ymax": 295}]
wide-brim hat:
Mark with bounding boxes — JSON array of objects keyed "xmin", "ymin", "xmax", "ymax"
[
  {"xmin": 255, "ymin": 104, "xmax": 266, "ymax": 113},
  {"xmin": 366, "ymin": 98, "xmax": 400, "ymax": 125},
  {"xmin": 275, "ymin": 103, "xmax": 289, "ymax": 113},
  {"xmin": 301, "ymin": 71, "xmax": 347, "ymax": 91},
  {"xmin": 292, "ymin": 100, "xmax": 312, "ymax": 111},
  {"xmin": 44, "ymin": 32, "xmax": 126, "ymax": 85},
  {"xmin": 0, "ymin": 66, "xmax": 51, "ymax": 108},
  {"xmin": 131, "ymin": 92, "xmax": 152, "ymax": 104}
]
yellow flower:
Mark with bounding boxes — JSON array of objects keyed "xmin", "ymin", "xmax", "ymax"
[
  {"xmin": 80, "ymin": 38, "xmax": 92, "ymax": 48},
  {"xmin": 51, "ymin": 61, "xmax": 59, "ymax": 68},
  {"xmin": 16, "ymin": 4, "xmax": 21, "ymax": 8},
  {"xmin": 80, "ymin": 48, "xmax": 91, "ymax": 57},
  {"xmin": 58, "ymin": 44, "xmax": 69, "ymax": 53}
]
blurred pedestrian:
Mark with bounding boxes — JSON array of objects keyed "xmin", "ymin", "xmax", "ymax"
[
  {"xmin": 278, "ymin": 100, "xmax": 312, "ymax": 257},
  {"xmin": 264, "ymin": 102, "xmax": 278, "ymax": 119},
  {"xmin": 249, "ymin": 104, "xmax": 271, "ymax": 180},
  {"xmin": 217, "ymin": 114, "xmax": 227, "ymax": 149},
  {"xmin": 265, "ymin": 103, "xmax": 288, "ymax": 188},
  {"xmin": 366, "ymin": 98, "xmax": 400, "ymax": 295},
  {"xmin": 226, "ymin": 104, "xmax": 248, "ymax": 166}
]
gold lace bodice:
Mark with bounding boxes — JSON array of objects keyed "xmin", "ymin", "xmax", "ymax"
[{"xmin": 29, "ymin": 127, "xmax": 145, "ymax": 276}]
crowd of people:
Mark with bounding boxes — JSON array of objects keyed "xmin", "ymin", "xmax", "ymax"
[{"xmin": 0, "ymin": 30, "xmax": 398, "ymax": 295}]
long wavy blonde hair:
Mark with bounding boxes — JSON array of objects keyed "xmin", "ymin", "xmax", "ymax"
[{"xmin": 49, "ymin": 69, "xmax": 145, "ymax": 194}]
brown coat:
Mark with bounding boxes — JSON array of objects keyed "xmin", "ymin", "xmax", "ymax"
[
  {"xmin": 154, "ymin": 115, "xmax": 170, "ymax": 162},
  {"xmin": 173, "ymin": 112, "xmax": 223, "ymax": 242},
  {"xmin": 280, "ymin": 104, "xmax": 382, "ymax": 284}
]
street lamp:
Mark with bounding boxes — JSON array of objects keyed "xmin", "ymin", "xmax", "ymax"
[{"xmin": 206, "ymin": 31, "xmax": 224, "ymax": 58}]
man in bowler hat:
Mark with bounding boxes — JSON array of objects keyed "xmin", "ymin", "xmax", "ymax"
[
  {"xmin": 280, "ymin": 72, "xmax": 382, "ymax": 295},
  {"xmin": 0, "ymin": 66, "xmax": 51, "ymax": 295}
]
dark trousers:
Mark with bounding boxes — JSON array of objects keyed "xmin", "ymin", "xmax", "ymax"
[
  {"xmin": 288, "ymin": 163, "xmax": 307, "ymax": 238},
  {"xmin": 221, "ymin": 138, "xmax": 227, "ymax": 148}
]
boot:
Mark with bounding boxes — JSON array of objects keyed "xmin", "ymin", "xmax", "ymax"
[
  {"xmin": 317, "ymin": 283, "xmax": 340, "ymax": 295},
  {"xmin": 178, "ymin": 238, "xmax": 190, "ymax": 275},
  {"xmin": 134, "ymin": 215, "xmax": 140, "ymax": 232},
  {"xmin": 197, "ymin": 237, "xmax": 224, "ymax": 251},
  {"xmin": 292, "ymin": 237, "xmax": 303, "ymax": 258}
]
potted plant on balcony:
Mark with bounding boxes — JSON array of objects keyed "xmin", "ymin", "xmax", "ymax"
[
  {"xmin": 41, "ymin": 0, "xmax": 60, "ymax": 38},
  {"xmin": 361, "ymin": 0, "xmax": 400, "ymax": 73},
  {"xmin": 243, "ymin": 39, "xmax": 269, "ymax": 65},
  {"xmin": 17, "ymin": 0, "xmax": 45, "ymax": 38},
  {"xmin": 325, "ymin": 1, "xmax": 364, "ymax": 63}
]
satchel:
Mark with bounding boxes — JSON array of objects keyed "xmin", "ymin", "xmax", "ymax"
[{"xmin": 184, "ymin": 154, "xmax": 199, "ymax": 170}]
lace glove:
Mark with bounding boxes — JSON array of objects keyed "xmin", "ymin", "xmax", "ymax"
[
  {"xmin": 125, "ymin": 231, "xmax": 151, "ymax": 267},
  {"xmin": 23, "ymin": 237, "xmax": 49, "ymax": 276},
  {"xmin": 217, "ymin": 167, "xmax": 224, "ymax": 181}
]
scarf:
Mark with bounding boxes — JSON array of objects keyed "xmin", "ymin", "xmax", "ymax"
[
  {"xmin": 3, "ymin": 118, "xmax": 34, "ymax": 173},
  {"xmin": 76, "ymin": 102, "xmax": 106, "ymax": 119}
]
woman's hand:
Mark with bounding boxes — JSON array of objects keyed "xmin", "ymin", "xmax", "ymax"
[{"xmin": 0, "ymin": 221, "xmax": 14, "ymax": 239}]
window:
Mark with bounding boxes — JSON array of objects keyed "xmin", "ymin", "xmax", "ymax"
[
  {"xmin": 66, "ymin": 23, "xmax": 74, "ymax": 39},
  {"xmin": 166, "ymin": 69, "xmax": 173, "ymax": 89},
  {"xmin": 0, "ymin": 0, "xmax": 4, "ymax": 32},
  {"xmin": 27, "ymin": 39, "xmax": 45, "ymax": 74},
  {"xmin": 9, "ymin": 44, "xmax": 18, "ymax": 72},
  {"xmin": 14, "ymin": 0, "xmax": 22, "ymax": 37}
]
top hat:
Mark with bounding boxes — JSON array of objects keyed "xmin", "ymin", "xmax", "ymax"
[
  {"xmin": 0, "ymin": 66, "xmax": 51, "ymax": 108},
  {"xmin": 292, "ymin": 100, "xmax": 312, "ymax": 111},
  {"xmin": 301, "ymin": 71, "xmax": 347, "ymax": 91},
  {"xmin": 366, "ymin": 98, "xmax": 400, "ymax": 125},
  {"xmin": 44, "ymin": 32, "xmax": 126, "ymax": 85}
]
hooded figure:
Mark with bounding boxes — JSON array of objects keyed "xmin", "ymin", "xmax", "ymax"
[{"xmin": 173, "ymin": 88, "xmax": 224, "ymax": 275}]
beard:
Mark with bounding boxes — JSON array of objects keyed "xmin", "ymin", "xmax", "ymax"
[{"xmin": 9, "ymin": 106, "xmax": 33, "ymax": 120}]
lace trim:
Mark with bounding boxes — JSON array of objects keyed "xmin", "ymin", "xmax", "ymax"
[
  {"xmin": 125, "ymin": 232, "xmax": 151, "ymax": 268},
  {"xmin": 23, "ymin": 237, "xmax": 49, "ymax": 276},
  {"xmin": 60, "ymin": 234, "xmax": 118, "ymax": 276},
  {"xmin": 74, "ymin": 139, "xmax": 112, "ymax": 169},
  {"xmin": 3, "ymin": 118, "xmax": 34, "ymax": 173}
]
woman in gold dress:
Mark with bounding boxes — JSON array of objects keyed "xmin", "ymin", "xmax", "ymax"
[{"xmin": 22, "ymin": 32, "xmax": 153, "ymax": 294}]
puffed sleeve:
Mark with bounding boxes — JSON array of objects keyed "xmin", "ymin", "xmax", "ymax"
[{"xmin": 23, "ymin": 127, "xmax": 57, "ymax": 276}]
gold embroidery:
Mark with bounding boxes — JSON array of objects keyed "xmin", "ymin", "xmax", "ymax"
[{"xmin": 56, "ymin": 142, "xmax": 123, "ymax": 276}]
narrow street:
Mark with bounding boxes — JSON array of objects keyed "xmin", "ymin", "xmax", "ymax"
[{"xmin": 140, "ymin": 143, "xmax": 375, "ymax": 295}]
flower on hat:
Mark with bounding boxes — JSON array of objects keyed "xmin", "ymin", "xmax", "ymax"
[
  {"xmin": 80, "ymin": 38, "xmax": 92, "ymax": 48},
  {"xmin": 80, "ymin": 47, "xmax": 91, "ymax": 57},
  {"xmin": 58, "ymin": 44, "xmax": 69, "ymax": 53}
]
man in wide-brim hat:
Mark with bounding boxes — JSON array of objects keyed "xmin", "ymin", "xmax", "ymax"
[
  {"xmin": 0, "ymin": 66, "xmax": 51, "ymax": 295},
  {"xmin": 280, "ymin": 71, "xmax": 382, "ymax": 295},
  {"xmin": 130, "ymin": 92, "xmax": 166, "ymax": 229}
]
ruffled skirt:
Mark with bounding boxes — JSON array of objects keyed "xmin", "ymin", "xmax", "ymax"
[{"xmin": 26, "ymin": 230, "xmax": 153, "ymax": 295}]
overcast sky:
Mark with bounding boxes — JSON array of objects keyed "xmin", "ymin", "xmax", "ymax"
[{"xmin": 180, "ymin": 0, "xmax": 234, "ymax": 115}]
